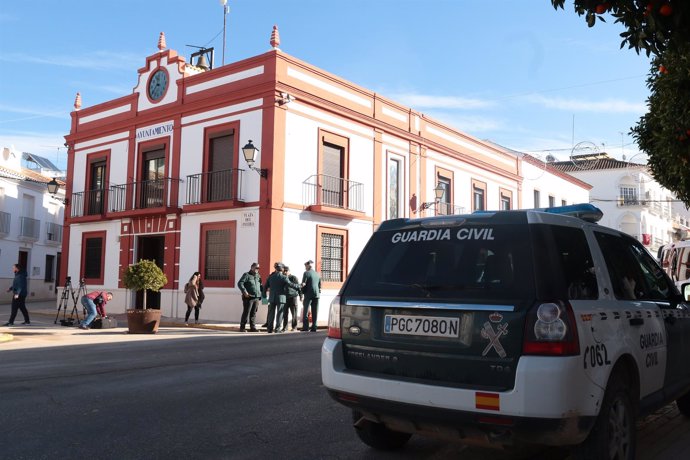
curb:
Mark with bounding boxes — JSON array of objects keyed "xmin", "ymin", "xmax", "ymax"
[{"xmin": 0, "ymin": 333, "xmax": 14, "ymax": 343}]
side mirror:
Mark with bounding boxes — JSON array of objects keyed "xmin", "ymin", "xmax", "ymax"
[{"xmin": 681, "ymin": 283, "xmax": 690, "ymax": 302}]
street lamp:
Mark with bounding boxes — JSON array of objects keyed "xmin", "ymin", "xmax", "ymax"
[
  {"xmin": 419, "ymin": 182, "xmax": 445, "ymax": 211},
  {"xmin": 47, "ymin": 178, "xmax": 69, "ymax": 205},
  {"xmin": 242, "ymin": 140, "xmax": 268, "ymax": 178}
]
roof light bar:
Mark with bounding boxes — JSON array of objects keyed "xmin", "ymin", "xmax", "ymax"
[{"xmin": 538, "ymin": 203, "xmax": 603, "ymax": 223}]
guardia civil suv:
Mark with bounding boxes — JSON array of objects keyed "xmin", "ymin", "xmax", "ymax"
[{"xmin": 321, "ymin": 204, "xmax": 690, "ymax": 459}]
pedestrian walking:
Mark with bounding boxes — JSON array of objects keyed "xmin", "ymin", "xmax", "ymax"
[
  {"xmin": 263, "ymin": 262, "xmax": 300, "ymax": 333},
  {"xmin": 301, "ymin": 260, "xmax": 321, "ymax": 332},
  {"xmin": 4, "ymin": 263, "xmax": 30, "ymax": 326},
  {"xmin": 282, "ymin": 266, "xmax": 301, "ymax": 331},
  {"xmin": 79, "ymin": 291, "xmax": 113, "ymax": 329},
  {"xmin": 197, "ymin": 273, "xmax": 205, "ymax": 311},
  {"xmin": 184, "ymin": 272, "xmax": 200, "ymax": 324},
  {"xmin": 238, "ymin": 262, "xmax": 262, "ymax": 332}
]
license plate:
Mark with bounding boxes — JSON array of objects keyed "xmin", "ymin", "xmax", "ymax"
[{"xmin": 384, "ymin": 314, "xmax": 460, "ymax": 338}]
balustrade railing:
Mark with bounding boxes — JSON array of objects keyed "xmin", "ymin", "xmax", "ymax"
[
  {"xmin": 19, "ymin": 216, "xmax": 40, "ymax": 239},
  {"xmin": 186, "ymin": 169, "xmax": 243, "ymax": 204},
  {"xmin": 302, "ymin": 174, "xmax": 363, "ymax": 212}
]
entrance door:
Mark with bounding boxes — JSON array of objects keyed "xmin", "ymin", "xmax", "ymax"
[
  {"xmin": 135, "ymin": 236, "xmax": 165, "ymax": 308},
  {"xmin": 17, "ymin": 250, "xmax": 29, "ymax": 294}
]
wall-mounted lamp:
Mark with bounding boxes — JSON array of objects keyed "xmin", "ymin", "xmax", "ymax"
[
  {"xmin": 419, "ymin": 183, "xmax": 445, "ymax": 211},
  {"xmin": 242, "ymin": 140, "xmax": 268, "ymax": 178},
  {"xmin": 277, "ymin": 92, "xmax": 294, "ymax": 106},
  {"xmin": 47, "ymin": 178, "xmax": 69, "ymax": 205}
]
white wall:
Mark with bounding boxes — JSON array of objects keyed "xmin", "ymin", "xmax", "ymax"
[
  {"xmin": 521, "ymin": 161, "xmax": 590, "ymax": 208},
  {"xmin": 0, "ymin": 174, "xmax": 64, "ymax": 302}
]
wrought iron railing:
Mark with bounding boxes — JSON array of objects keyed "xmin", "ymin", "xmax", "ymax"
[
  {"xmin": 109, "ymin": 177, "xmax": 179, "ymax": 213},
  {"xmin": 19, "ymin": 216, "xmax": 40, "ymax": 239},
  {"xmin": 186, "ymin": 169, "xmax": 244, "ymax": 204},
  {"xmin": 70, "ymin": 188, "xmax": 106, "ymax": 218},
  {"xmin": 71, "ymin": 178, "xmax": 180, "ymax": 217},
  {"xmin": 0, "ymin": 211, "xmax": 10, "ymax": 234},
  {"xmin": 302, "ymin": 174, "xmax": 363, "ymax": 212},
  {"xmin": 46, "ymin": 222, "xmax": 63, "ymax": 243},
  {"xmin": 435, "ymin": 202, "xmax": 466, "ymax": 216}
]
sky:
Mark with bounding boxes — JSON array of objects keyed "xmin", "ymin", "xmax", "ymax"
[{"xmin": 0, "ymin": 0, "xmax": 653, "ymax": 171}]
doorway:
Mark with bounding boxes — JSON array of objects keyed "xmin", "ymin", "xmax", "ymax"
[{"xmin": 135, "ymin": 236, "xmax": 165, "ymax": 308}]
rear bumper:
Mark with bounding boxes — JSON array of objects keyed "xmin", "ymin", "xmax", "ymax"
[{"xmin": 321, "ymin": 337, "xmax": 601, "ymax": 446}]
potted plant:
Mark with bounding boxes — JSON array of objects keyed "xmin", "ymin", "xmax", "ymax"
[{"xmin": 122, "ymin": 259, "xmax": 168, "ymax": 334}]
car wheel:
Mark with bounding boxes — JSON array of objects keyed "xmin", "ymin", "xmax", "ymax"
[
  {"xmin": 676, "ymin": 391, "xmax": 690, "ymax": 417},
  {"xmin": 352, "ymin": 410, "xmax": 412, "ymax": 451},
  {"xmin": 572, "ymin": 373, "xmax": 636, "ymax": 460}
]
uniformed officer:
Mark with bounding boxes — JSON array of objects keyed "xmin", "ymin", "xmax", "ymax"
[
  {"xmin": 263, "ymin": 263, "xmax": 300, "ymax": 333},
  {"xmin": 301, "ymin": 260, "xmax": 322, "ymax": 332}
]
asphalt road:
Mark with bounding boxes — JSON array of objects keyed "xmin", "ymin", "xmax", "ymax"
[{"xmin": 1, "ymin": 330, "xmax": 688, "ymax": 459}]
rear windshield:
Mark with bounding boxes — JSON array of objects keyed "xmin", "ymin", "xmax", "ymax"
[{"xmin": 343, "ymin": 222, "xmax": 536, "ymax": 302}]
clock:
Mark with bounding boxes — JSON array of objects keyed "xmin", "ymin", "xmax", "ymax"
[{"xmin": 147, "ymin": 69, "xmax": 168, "ymax": 102}]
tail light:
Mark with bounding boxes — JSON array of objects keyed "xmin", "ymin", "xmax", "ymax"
[
  {"xmin": 327, "ymin": 295, "xmax": 342, "ymax": 339},
  {"xmin": 522, "ymin": 301, "xmax": 579, "ymax": 356}
]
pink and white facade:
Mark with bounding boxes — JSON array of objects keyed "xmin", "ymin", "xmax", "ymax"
[{"xmin": 61, "ymin": 31, "xmax": 589, "ymax": 322}]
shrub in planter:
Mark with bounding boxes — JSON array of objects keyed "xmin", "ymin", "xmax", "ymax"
[{"xmin": 122, "ymin": 259, "xmax": 168, "ymax": 334}]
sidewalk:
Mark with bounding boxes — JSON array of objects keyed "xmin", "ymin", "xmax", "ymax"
[{"xmin": 1, "ymin": 299, "xmax": 318, "ymax": 347}]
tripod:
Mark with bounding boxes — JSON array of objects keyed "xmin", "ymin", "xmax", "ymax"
[{"xmin": 54, "ymin": 277, "xmax": 88, "ymax": 325}]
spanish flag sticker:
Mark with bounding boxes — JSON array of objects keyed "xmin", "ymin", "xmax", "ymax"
[{"xmin": 475, "ymin": 392, "xmax": 500, "ymax": 411}]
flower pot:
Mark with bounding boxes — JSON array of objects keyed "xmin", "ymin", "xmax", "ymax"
[{"xmin": 126, "ymin": 308, "xmax": 162, "ymax": 334}]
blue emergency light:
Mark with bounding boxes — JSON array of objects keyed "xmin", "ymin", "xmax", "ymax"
[
  {"xmin": 536, "ymin": 203, "xmax": 603, "ymax": 223},
  {"xmin": 472, "ymin": 203, "xmax": 603, "ymax": 223}
]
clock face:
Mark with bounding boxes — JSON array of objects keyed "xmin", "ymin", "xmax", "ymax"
[{"xmin": 147, "ymin": 69, "xmax": 168, "ymax": 101}]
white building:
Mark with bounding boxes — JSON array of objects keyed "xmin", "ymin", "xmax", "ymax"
[
  {"xmin": 0, "ymin": 146, "xmax": 66, "ymax": 301},
  {"xmin": 61, "ymin": 31, "xmax": 591, "ymax": 323},
  {"xmin": 551, "ymin": 153, "xmax": 690, "ymax": 253}
]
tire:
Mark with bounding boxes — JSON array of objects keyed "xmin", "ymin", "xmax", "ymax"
[
  {"xmin": 572, "ymin": 373, "xmax": 636, "ymax": 460},
  {"xmin": 352, "ymin": 410, "xmax": 412, "ymax": 451},
  {"xmin": 676, "ymin": 391, "xmax": 690, "ymax": 417}
]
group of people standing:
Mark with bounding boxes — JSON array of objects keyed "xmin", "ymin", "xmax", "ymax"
[
  {"xmin": 237, "ymin": 260, "xmax": 321, "ymax": 333},
  {"xmin": 4, "ymin": 260, "xmax": 321, "ymax": 332}
]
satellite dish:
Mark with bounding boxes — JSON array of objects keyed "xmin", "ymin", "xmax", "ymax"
[
  {"xmin": 569, "ymin": 141, "xmax": 601, "ymax": 170},
  {"xmin": 522, "ymin": 152, "xmax": 548, "ymax": 180}
]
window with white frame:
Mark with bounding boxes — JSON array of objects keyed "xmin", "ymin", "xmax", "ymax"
[{"xmin": 620, "ymin": 186, "xmax": 637, "ymax": 205}]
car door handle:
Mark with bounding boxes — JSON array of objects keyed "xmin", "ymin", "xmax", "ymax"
[{"xmin": 629, "ymin": 318, "xmax": 644, "ymax": 326}]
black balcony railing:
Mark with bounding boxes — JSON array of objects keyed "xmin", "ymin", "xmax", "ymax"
[
  {"xmin": 109, "ymin": 177, "xmax": 178, "ymax": 213},
  {"xmin": 302, "ymin": 174, "xmax": 363, "ymax": 212},
  {"xmin": 70, "ymin": 178, "xmax": 179, "ymax": 217},
  {"xmin": 19, "ymin": 216, "xmax": 40, "ymax": 239},
  {"xmin": 70, "ymin": 188, "xmax": 106, "ymax": 217},
  {"xmin": 186, "ymin": 169, "xmax": 244, "ymax": 204},
  {"xmin": 435, "ymin": 202, "xmax": 466, "ymax": 216}
]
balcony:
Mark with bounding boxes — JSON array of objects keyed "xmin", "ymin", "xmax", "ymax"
[
  {"xmin": 70, "ymin": 178, "xmax": 180, "ymax": 218},
  {"xmin": 186, "ymin": 169, "xmax": 244, "ymax": 205},
  {"xmin": 70, "ymin": 188, "xmax": 107, "ymax": 218},
  {"xmin": 617, "ymin": 196, "xmax": 646, "ymax": 207},
  {"xmin": 434, "ymin": 202, "xmax": 466, "ymax": 216},
  {"xmin": 46, "ymin": 222, "xmax": 63, "ymax": 244},
  {"xmin": 0, "ymin": 211, "xmax": 10, "ymax": 235},
  {"xmin": 19, "ymin": 216, "xmax": 40, "ymax": 240},
  {"xmin": 302, "ymin": 174, "xmax": 364, "ymax": 218}
]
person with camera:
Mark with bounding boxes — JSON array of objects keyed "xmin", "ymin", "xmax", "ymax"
[
  {"xmin": 4, "ymin": 263, "xmax": 30, "ymax": 326},
  {"xmin": 79, "ymin": 290, "xmax": 113, "ymax": 330}
]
